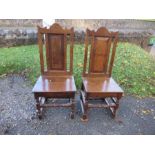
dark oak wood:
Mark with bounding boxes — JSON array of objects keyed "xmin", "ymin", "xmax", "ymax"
[
  {"xmin": 32, "ymin": 23, "xmax": 76, "ymax": 119},
  {"xmin": 80, "ymin": 27, "xmax": 124, "ymax": 121}
]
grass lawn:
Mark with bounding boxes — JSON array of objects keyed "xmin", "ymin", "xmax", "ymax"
[{"xmin": 0, "ymin": 43, "xmax": 155, "ymax": 97}]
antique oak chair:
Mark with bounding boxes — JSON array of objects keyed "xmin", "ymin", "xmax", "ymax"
[
  {"xmin": 32, "ymin": 23, "xmax": 76, "ymax": 119},
  {"xmin": 80, "ymin": 27, "xmax": 124, "ymax": 121}
]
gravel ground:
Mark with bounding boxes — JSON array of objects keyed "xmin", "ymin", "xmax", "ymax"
[{"xmin": 0, "ymin": 75, "xmax": 155, "ymax": 135}]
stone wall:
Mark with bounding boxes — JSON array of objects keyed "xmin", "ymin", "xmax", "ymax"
[
  {"xmin": 1, "ymin": 19, "xmax": 155, "ymax": 50},
  {"xmin": 56, "ymin": 19, "xmax": 155, "ymax": 51},
  {"xmin": 0, "ymin": 19, "xmax": 42, "ymax": 47}
]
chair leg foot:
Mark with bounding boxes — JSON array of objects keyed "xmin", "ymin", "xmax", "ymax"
[
  {"xmin": 45, "ymin": 97, "xmax": 48, "ymax": 102},
  {"xmin": 69, "ymin": 112, "xmax": 75, "ymax": 119},
  {"xmin": 111, "ymin": 112, "xmax": 116, "ymax": 118},
  {"xmin": 35, "ymin": 96, "xmax": 43, "ymax": 120},
  {"xmin": 112, "ymin": 107, "xmax": 119, "ymax": 119},
  {"xmin": 38, "ymin": 113, "xmax": 43, "ymax": 120},
  {"xmin": 80, "ymin": 114, "xmax": 88, "ymax": 122},
  {"xmin": 80, "ymin": 91, "xmax": 89, "ymax": 122},
  {"xmin": 111, "ymin": 97, "xmax": 120, "ymax": 119},
  {"xmin": 36, "ymin": 106, "xmax": 43, "ymax": 120},
  {"xmin": 70, "ymin": 98, "xmax": 75, "ymax": 119}
]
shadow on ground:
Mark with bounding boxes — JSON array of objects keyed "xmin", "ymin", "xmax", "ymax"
[{"xmin": 0, "ymin": 75, "xmax": 155, "ymax": 135}]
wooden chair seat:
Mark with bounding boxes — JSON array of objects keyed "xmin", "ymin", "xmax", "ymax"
[
  {"xmin": 82, "ymin": 77, "xmax": 123, "ymax": 97},
  {"xmin": 32, "ymin": 75, "xmax": 76, "ymax": 95}
]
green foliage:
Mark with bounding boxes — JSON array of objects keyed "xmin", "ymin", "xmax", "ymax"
[
  {"xmin": 0, "ymin": 43, "xmax": 155, "ymax": 97},
  {"xmin": 149, "ymin": 36, "xmax": 155, "ymax": 45}
]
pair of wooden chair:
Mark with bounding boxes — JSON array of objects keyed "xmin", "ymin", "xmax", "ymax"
[{"xmin": 32, "ymin": 23, "xmax": 123, "ymax": 121}]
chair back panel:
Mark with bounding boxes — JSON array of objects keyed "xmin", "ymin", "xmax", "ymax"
[
  {"xmin": 83, "ymin": 27, "xmax": 118, "ymax": 77},
  {"xmin": 90, "ymin": 37, "xmax": 111, "ymax": 73},
  {"xmin": 46, "ymin": 34, "xmax": 65, "ymax": 70},
  {"xmin": 37, "ymin": 23, "xmax": 74, "ymax": 76}
]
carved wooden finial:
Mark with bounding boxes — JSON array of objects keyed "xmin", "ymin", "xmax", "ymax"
[
  {"xmin": 49, "ymin": 23, "xmax": 64, "ymax": 31},
  {"xmin": 95, "ymin": 27, "xmax": 110, "ymax": 35}
]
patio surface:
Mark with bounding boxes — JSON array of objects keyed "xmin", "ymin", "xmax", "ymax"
[{"xmin": 0, "ymin": 75, "xmax": 155, "ymax": 135}]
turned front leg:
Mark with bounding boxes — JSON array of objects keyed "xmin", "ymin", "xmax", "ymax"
[
  {"xmin": 35, "ymin": 95, "xmax": 42, "ymax": 119},
  {"xmin": 82, "ymin": 100, "xmax": 88, "ymax": 121},
  {"xmin": 70, "ymin": 98, "xmax": 75, "ymax": 119},
  {"xmin": 112, "ymin": 95, "xmax": 122, "ymax": 118},
  {"xmin": 80, "ymin": 91, "xmax": 88, "ymax": 122}
]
